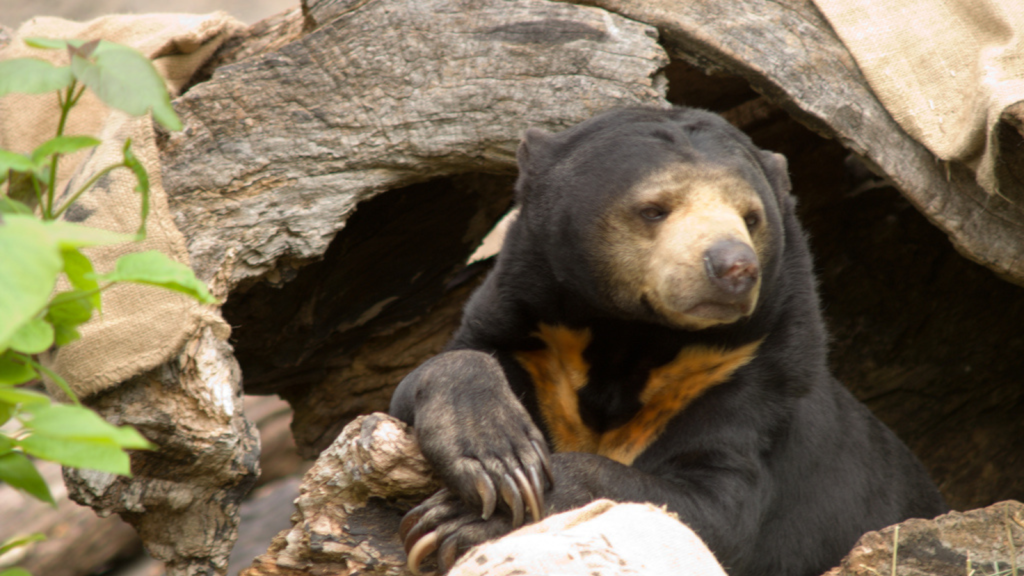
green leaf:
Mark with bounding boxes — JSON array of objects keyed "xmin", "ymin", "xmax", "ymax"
[
  {"xmin": 19, "ymin": 434, "xmax": 131, "ymax": 475},
  {"xmin": 41, "ymin": 220, "xmax": 132, "ymax": 249},
  {"xmin": 7, "ymin": 319, "xmax": 54, "ymax": 355},
  {"xmin": 0, "ymin": 451, "xmax": 55, "ymax": 505},
  {"xmin": 24, "ymin": 37, "xmax": 82, "ymax": 50},
  {"xmin": 0, "ymin": 404, "xmax": 12, "ymax": 426},
  {"xmin": 0, "ymin": 197, "xmax": 33, "ymax": 215},
  {"xmin": 98, "ymin": 251, "xmax": 217, "ymax": 304},
  {"xmin": 0, "ymin": 533, "xmax": 47, "ymax": 556},
  {"xmin": 122, "ymin": 140, "xmax": 150, "ymax": 239},
  {"xmin": 0, "ymin": 150, "xmax": 37, "ymax": 174},
  {"xmin": 0, "ymin": 567, "xmax": 34, "ymax": 576},
  {"xmin": 30, "ymin": 136, "xmax": 101, "ymax": 165},
  {"xmin": 0, "ymin": 387, "xmax": 50, "ymax": 407},
  {"xmin": 0, "ymin": 353, "xmax": 37, "ymax": 385},
  {"xmin": 45, "ymin": 295, "xmax": 93, "ymax": 347},
  {"xmin": 25, "ymin": 404, "xmax": 153, "ymax": 449},
  {"xmin": 0, "ymin": 434, "xmax": 12, "ymax": 455},
  {"xmin": 60, "ymin": 249, "xmax": 102, "ymax": 310},
  {"xmin": 0, "ymin": 215, "xmax": 61, "ymax": 352},
  {"xmin": 69, "ymin": 41, "xmax": 182, "ymax": 131},
  {"xmin": 0, "ymin": 58, "xmax": 73, "ymax": 96}
]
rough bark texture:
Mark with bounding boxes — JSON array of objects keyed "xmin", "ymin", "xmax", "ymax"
[
  {"xmin": 571, "ymin": 0, "xmax": 1024, "ymax": 286},
  {"xmin": 160, "ymin": 0, "xmax": 668, "ymax": 289},
  {"xmin": 63, "ymin": 327, "xmax": 260, "ymax": 576},
  {"xmin": 241, "ymin": 413, "xmax": 439, "ymax": 576},
  {"xmin": 824, "ymin": 501, "xmax": 1024, "ymax": 576}
]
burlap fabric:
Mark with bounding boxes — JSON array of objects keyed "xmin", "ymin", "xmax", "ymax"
[
  {"xmin": 813, "ymin": 0, "xmax": 1024, "ymax": 200},
  {"xmin": 450, "ymin": 499, "xmax": 727, "ymax": 576},
  {"xmin": 0, "ymin": 13, "xmax": 243, "ymax": 397}
]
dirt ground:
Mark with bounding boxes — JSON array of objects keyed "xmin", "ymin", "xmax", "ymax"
[{"xmin": 1, "ymin": 0, "xmax": 296, "ymax": 29}]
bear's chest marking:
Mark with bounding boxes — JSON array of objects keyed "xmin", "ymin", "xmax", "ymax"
[{"xmin": 515, "ymin": 323, "xmax": 762, "ymax": 465}]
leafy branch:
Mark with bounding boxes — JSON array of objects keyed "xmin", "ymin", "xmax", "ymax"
[{"xmin": 0, "ymin": 37, "xmax": 208, "ymax": 576}]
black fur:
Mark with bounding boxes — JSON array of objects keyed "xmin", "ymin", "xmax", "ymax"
[{"xmin": 390, "ymin": 107, "xmax": 946, "ymax": 576}]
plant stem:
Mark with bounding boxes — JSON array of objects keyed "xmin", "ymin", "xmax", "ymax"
[
  {"xmin": 47, "ymin": 285, "xmax": 108, "ymax": 308},
  {"xmin": 45, "ymin": 80, "xmax": 81, "ymax": 219},
  {"xmin": 68, "ymin": 83, "xmax": 86, "ymax": 108},
  {"xmin": 52, "ymin": 162, "xmax": 125, "ymax": 219}
]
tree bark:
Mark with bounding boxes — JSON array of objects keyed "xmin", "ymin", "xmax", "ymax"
[
  {"xmin": 241, "ymin": 413, "xmax": 439, "ymax": 576},
  {"xmin": 63, "ymin": 327, "xmax": 260, "ymax": 576},
  {"xmin": 160, "ymin": 0, "xmax": 668, "ymax": 289}
]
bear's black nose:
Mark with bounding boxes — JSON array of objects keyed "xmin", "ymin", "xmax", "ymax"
[{"xmin": 703, "ymin": 239, "xmax": 759, "ymax": 297}]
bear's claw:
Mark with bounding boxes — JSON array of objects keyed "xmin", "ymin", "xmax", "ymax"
[
  {"xmin": 475, "ymin": 473, "xmax": 497, "ymax": 520},
  {"xmin": 406, "ymin": 530, "xmax": 439, "ymax": 575}
]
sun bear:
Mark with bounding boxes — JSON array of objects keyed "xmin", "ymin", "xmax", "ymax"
[{"xmin": 389, "ymin": 107, "xmax": 946, "ymax": 576}]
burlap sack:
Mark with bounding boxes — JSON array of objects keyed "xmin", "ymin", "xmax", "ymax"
[
  {"xmin": 0, "ymin": 13, "xmax": 244, "ymax": 397},
  {"xmin": 813, "ymin": 0, "xmax": 1024, "ymax": 200},
  {"xmin": 450, "ymin": 499, "xmax": 727, "ymax": 576}
]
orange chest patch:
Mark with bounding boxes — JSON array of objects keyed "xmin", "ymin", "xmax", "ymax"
[{"xmin": 515, "ymin": 324, "xmax": 762, "ymax": 466}]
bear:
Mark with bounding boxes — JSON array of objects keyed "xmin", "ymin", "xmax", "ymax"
[{"xmin": 389, "ymin": 107, "xmax": 947, "ymax": 576}]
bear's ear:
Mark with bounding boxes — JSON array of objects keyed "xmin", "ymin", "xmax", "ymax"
[
  {"xmin": 517, "ymin": 127, "xmax": 554, "ymax": 176},
  {"xmin": 757, "ymin": 150, "xmax": 792, "ymax": 204}
]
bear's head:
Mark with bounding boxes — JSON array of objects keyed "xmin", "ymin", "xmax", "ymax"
[{"xmin": 512, "ymin": 107, "xmax": 793, "ymax": 331}]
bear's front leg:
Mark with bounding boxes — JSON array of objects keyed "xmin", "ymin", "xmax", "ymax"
[{"xmin": 389, "ymin": 351, "xmax": 553, "ymax": 537}]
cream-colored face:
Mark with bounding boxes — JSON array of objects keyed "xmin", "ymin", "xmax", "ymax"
[{"xmin": 593, "ymin": 163, "xmax": 772, "ymax": 330}]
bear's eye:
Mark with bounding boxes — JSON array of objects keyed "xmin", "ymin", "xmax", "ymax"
[
  {"xmin": 639, "ymin": 205, "xmax": 668, "ymax": 221},
  {"xmin": 744, "ymin": 211, "xmax": 761, "ymax": 230}
]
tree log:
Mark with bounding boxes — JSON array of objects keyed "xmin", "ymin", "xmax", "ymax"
[
  {"xmin": 242, "ymin": 415, "xmax": 1024, "ymax": 576},
  {"xmin": 825, "ymin": 500, "xmax": 1024, "ymax": 576},
  {"xmin": 160, "ymin": 0, "xmax": 668, "ymax": 289},
  {"xmin": 241, "ymin": 413, "xmax": 439, "ymax": 576},
  {"xmin": 63, "ymin": 327, "xmax": 260, "ymax": 576}
]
